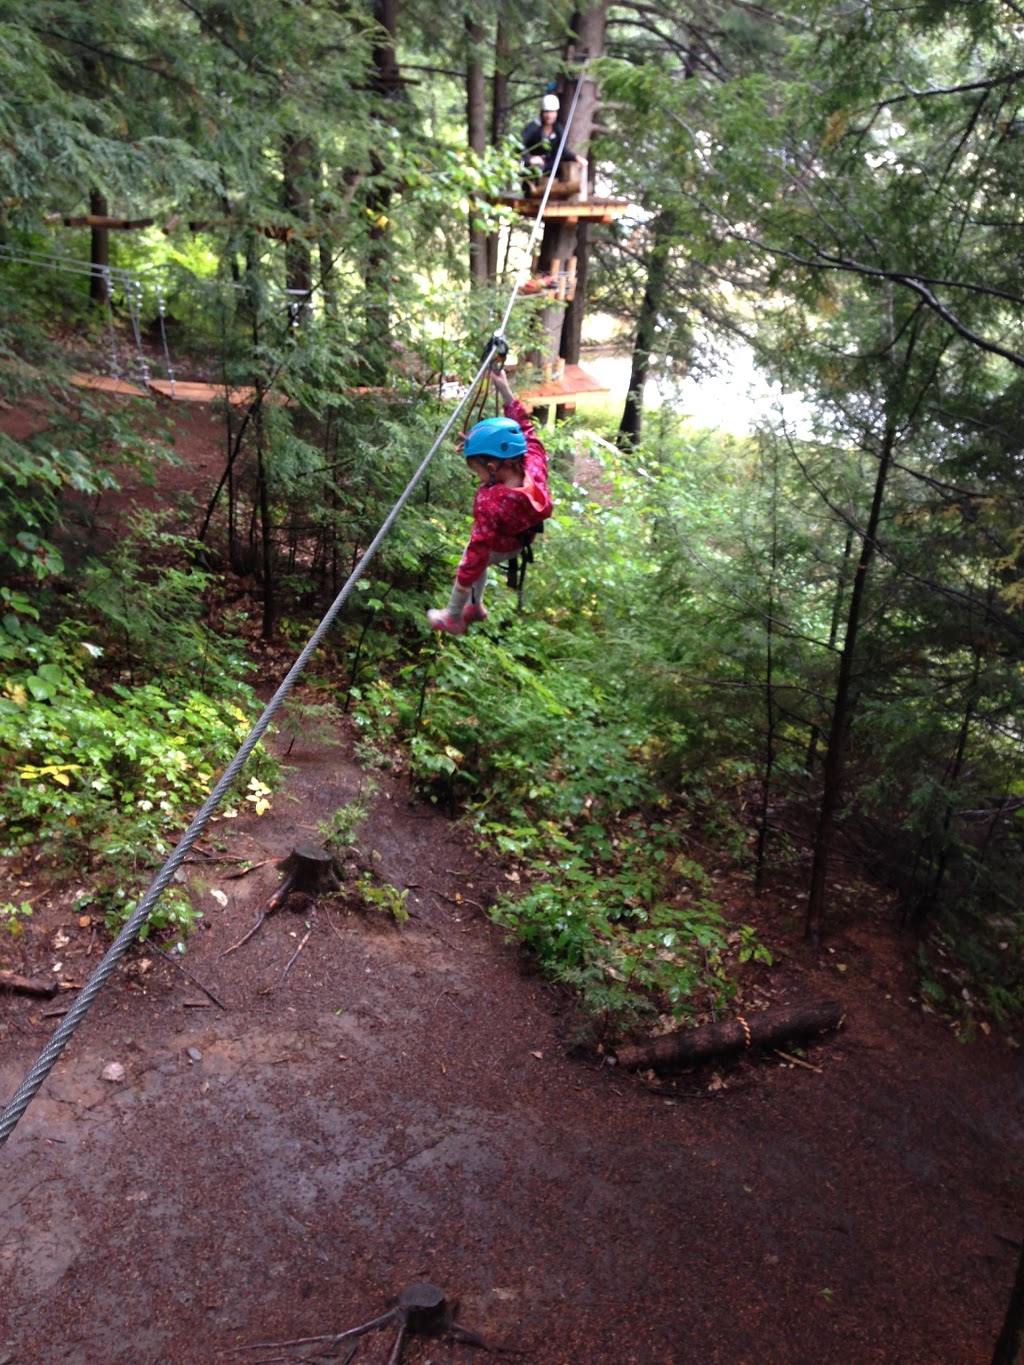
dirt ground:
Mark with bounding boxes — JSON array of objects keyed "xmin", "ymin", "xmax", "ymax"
[{"xmin": 1, "ymin": 399, "xmax": 1023, "ymax": 1365}]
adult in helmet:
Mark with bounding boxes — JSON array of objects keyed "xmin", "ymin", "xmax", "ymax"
[
  {"xmin": 427, "ymin": 367, "xmax": 552, "ymax": 635},
  {"xmin": 521, "ymin": 91, "xmax": 577, "ymax": 178}
]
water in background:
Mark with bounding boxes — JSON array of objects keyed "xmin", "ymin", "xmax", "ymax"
[{"xmin": 581, "ymin": 342, "xmax": 811, "ymax": 437}]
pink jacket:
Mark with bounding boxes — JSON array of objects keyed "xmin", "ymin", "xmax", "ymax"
[{"xmin": 456, "ymin": 398, "xmax": 553, "ymax": 587}]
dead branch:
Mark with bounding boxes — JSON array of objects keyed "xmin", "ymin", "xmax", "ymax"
[
  {"xmin": 260, "ymin": 922, "xmax": 314, "ymax": 994},
  {"xmin": 150, "ymin": 944, "xmax": 228, "ymax": 1011},
  {"xmin": 220, "ymin": 871, "xmax": 297, "ymax": 957},
  {"xmin": 237, "ymin": 1281, "xmax": 522, "ymax": 1359}
]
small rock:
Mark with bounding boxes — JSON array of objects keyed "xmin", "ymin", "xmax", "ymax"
[
  {"xmin": 102, "ymin": 1062, "xmax": 126, "ymax": 1083},
  {"xmin": 187, "ymin": 1047, "xmax": 203, "ymax": 1062}
]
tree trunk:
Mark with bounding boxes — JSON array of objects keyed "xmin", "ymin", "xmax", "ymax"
[
  {"xmin": 532, "ymin": 3, "xmax": 607, "ymax": 373},
  {"xmin": 612, "ymin": 1000, "xmax": 844, "ymax": 1073},
  {"xmin": 617, "ymin": 38, "xmax": 699, "ymax": 443},
  {"xmin": 993, "ymin": 1238, "xmax": 1024, "ymax": 1365},
  {"xmin": 907, "ymin": 644, "xmax": 981, "ymax": 923},
  {"xmin": 282, "ymin": 132, "xmax": 313, "ymax": 317},
  {"xmin": 363, "ymin": 0, "xmax": 402, "ymax": 384},
  {"xmin": 754, "ymin": 449, "xmax": 781, "ymax": 894},
  {"xmin": 561, "ymin": 220, "xmax": 588, "ymax": 364},
  {"xmin": 617, "ymin": 209, "xmax": 676, "ymax": 447},
  {"xmin": 465, "ymin": 14, "xmax": 488, "ymax": 287},
  {"xmin": 806, "ymin": 530, "xmax": 854, "ymax": 773},
  {"xmin": 803, "ymin": 420, "xmax": 895, "ymax": 944},
  {"xmin": 89, "ymin": 188, "xmax": 109, "ymax": 306},
  {"xmin": 804, "ymin": 304, "xmax": 924, "ymax": 942},
  {"xmin": 487, "ymin": 14, "xmax": 511, "ymax": 282},
  {"xmin": 256, "ymin": 408, "xmax": 275, "ymax": 640}
]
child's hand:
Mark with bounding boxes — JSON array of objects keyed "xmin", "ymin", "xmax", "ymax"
[{"xmin": 492, "ymin": 370, "xmax": 513, "ymax": 401}]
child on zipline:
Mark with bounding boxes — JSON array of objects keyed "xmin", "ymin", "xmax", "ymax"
[{"xmin": 427, "ymin": 365, "xmax": 552, "ymax": 635}]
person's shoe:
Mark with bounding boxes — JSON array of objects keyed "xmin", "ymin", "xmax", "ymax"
[
  {"xmin": 427, "ymin": 608, "xmax": 467, "ymax": 636},
  {"xmin": 462, "ymin": 603, "xmax": 488, "ymax": 626}
]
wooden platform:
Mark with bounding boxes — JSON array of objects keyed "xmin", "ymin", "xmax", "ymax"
[
  {"xmin": 67, "ymin": 366, "xmax": 605, "ymax": 414},
  {"xmin": 498, "ymin": 195, "xmax": 631, "ymax": 226},
  {"xmin": 70, "ymin": 373, "xmax": 149, "ymax": 397},
  {"xmin": 147, "ymin": 379, "xmax": 265, "ymax": 405},
  {"xmin": 518, "ymin": 363, "xmax": 608, "ymax": 406}
]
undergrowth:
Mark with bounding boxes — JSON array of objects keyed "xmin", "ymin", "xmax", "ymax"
[
  {"xmin": 0, "ymin": 516, "xmax": 278, "ymax": 939},
  {"xmin": 347, "ymin": 422, "xmax": 773, "ymax": 1034}
]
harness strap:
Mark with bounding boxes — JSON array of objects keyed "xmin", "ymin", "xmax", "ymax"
[{"xmin": 506, "ymin": 540, "xmax": 535, "ymax": 608}]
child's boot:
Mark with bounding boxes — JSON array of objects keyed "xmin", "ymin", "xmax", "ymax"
[
  {"xmin": 428, "ymin": 583, "xmax": 473, "ymax": 635},
  {"xmin": 427, "ymin": 608, "xmax": 467, "ymax": 635},
  {"xmin": 462, "ymin": 603, "xmax": 488, "ymax": 626}
]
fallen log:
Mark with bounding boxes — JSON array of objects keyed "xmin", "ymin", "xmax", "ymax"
[
  {"xmin": 0, "ymin": 971, "xmax": 60, "ymax": 999},
  {"xmin": 611, "ymin": 999, "xmax": 844, "ymax": 1074}
]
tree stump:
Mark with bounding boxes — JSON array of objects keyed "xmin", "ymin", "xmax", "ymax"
[
  {"xmin": 279, "ymin": 843, "xmax": 340, "ymax": 894},
  {"xmin": 397, "ymin": 1282, "xmax": 450, "ymax": 1334}
]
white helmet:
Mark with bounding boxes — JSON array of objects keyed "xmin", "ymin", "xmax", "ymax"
[{"xmin": 541, "ymin": 94, "xmax": 560, "ymax": 112}]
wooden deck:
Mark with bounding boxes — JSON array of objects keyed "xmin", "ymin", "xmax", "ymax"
[
  {"xmin": 67, "ymin": 366, "xmax": 607, "ymax": 413},
  {"xmin": 498, "ymin": 195, "xmax": 632, "ymax": 226},
  {"xmin": 70, "ymin": 374, "xmax": 263, "ymax": 404},
  {"xmin": 146, "ymin": 379, "xmax": 267, "ymax": 405},
  {"xmin": 518, "ymin": 363, "xmax": 608, "ymax": 407},
  {"xmin": 70, "ymin": 373, "xmax": 149, "ymax": 397}
]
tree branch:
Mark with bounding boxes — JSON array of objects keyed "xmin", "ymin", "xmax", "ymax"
[
  {"xmin": 876, "ymin": 68, "xmax": 1024, "ymax": 109},
  {"xmin": 735, "ymin": 236, "xmax": 1024, "ymax": 369},
  {"xmin": 30, "ymin": 26, "xmax": 195, "ymax": 90}
]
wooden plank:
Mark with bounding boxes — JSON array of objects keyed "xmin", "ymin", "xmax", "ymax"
[
  {"xmin": 70, "ymin": 373, "xmax": 148, "ymax": 397},
  {"xmin": 45, "ymin": 214, "xmax": 155, "ymax": 230},
  {"xmin": 147, "ymin": 380, "xmax": 262, "ymax": 406},
  {"xmin": 497, "ymin": 195, "xmax": 631, "ymax": 222}
]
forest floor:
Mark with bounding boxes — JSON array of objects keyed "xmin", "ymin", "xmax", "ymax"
[{"xmin": 1, "ymin": 396, "xmax": 1023, "ymax": 1365}]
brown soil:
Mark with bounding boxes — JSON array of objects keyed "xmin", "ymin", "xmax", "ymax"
[{"xmin": 1, "ymin": 396, "xmax": 1023, "ymax": 1365}]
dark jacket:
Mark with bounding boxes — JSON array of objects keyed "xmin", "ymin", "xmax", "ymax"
[{"xmin": 521, "ymin": 119, "xmax": 577, "ymax": 172}]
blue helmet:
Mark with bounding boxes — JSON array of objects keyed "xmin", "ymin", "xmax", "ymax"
[{"xmin": 464, "ymin": 417, "xmax": 527, "ymax": 461}]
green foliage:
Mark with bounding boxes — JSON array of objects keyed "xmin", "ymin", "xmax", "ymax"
[
  {"xmin": 0, "ymin": 529, "xmax": 278, "ymax": 943},
  {"xmin": 1, "ymin": 673, "xmax": 276, "ymax": 859},
  {"xmin": 343, "ymin": 427, "xmax": 776, "ymax": 1028},
  {"xmin": 78, "ymin": 513, "xmax": 235, "ymax": 685},
  {"xmin": 317, "ymin": 780, "xmax": 379, "ymax": 857},
  {"xmin": 0, "ymin": 900, "xmax": 33, "ymax": 938},
  {"xmin": 76, "ymin": 883, "xmax": 202, "ymax": 943},
  {"xmin": 0, "ymin": 0, "xmax": 1020, "ymax": 1032},
  {"xmin": 354, "ymin": 871, "xmax": 410, "ymax": 925},
  {"xmin": 489, "ymin": 819, "xmax": 768, "ymax": 1033}
]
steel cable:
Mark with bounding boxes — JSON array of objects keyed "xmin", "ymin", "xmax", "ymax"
[
  {"xmin": 0, "ymin": 348, "xmax": 495, "ymax": 1151},
  {"xmin": 0, "ymin": 64, "xmax": 591, "ymax": 1151}
]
